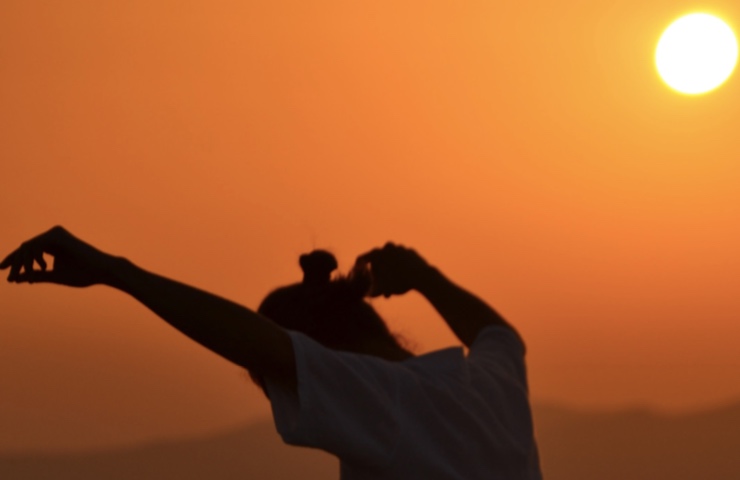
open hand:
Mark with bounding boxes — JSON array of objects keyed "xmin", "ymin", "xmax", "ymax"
[
  {"xmin": 353, "ymin": 242, "xmax": 433, "ymax": 298},
  {"xmin": 1, "ymin": 226, "xmax": 116, "ymax": 288}
]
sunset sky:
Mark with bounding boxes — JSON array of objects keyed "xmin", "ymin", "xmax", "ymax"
[{"xmin": 2, "ymin": 0, "xmax": 740, "ymax": 454}]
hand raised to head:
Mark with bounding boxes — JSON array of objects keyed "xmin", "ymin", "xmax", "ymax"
[
  {"xmin": 353, "ymin": 242, "xmax": 433, "ymax": 298},
  {"xmin": 1, "ymin": 226, "xmax": 117, "ymax": 288}
]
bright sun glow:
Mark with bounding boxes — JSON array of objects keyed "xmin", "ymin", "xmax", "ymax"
[{"xmin": 655, "ymin": 13, "xmax": 738, "ymax": 95}]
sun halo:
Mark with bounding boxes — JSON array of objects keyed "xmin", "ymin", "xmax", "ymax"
[{"xmin": 655, "ymin": 13, "xmax": 738, "ymax": 95}]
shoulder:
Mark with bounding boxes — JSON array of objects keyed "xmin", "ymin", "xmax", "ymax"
[
  {"xmin": 467, "ymin": 324, "xmax": 528, "ymax": 383},
  {"xmin": 265, "ymin": 330, "xmax": 405, "ymax": 466},
  {"xmin": 470, "ymin": 324, "xmax": 526, "ymax": 355}
]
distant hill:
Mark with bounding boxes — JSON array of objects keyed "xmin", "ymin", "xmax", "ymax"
[
  {"xmin": 0, "ymin": 421, "xmax": 337, "ymax": 480},
  {"xmin": 534, "ymin": 402, "xmax": 740, "ymax": 480},
  {"xmin": 3, "ymin": 402, "xmax": 740, "ymax": 479}
]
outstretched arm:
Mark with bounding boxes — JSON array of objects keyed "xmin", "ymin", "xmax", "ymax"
[
  {"xmin": 1, "ymin": 226, "xmax": 296, "ymax": 387},
  {"xmin": 355, "ymin": 243, "xmax": 519, "ymax": 348},
  {"xmin": 107, "ymin": 257, "xmax": 296, "ymax": 382}
]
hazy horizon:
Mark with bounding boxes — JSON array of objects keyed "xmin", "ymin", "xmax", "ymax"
[
  {"xmin": 4, "ymin": 395, "xmax": 740, "ymax": 456},
  {"xmin": 4, "ymin": 401, "xmax": 740, "ymax": 480}
]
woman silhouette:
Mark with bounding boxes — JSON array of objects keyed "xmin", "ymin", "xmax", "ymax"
[{"xmin": 2, "ymin": 226, "xmax": 542, "ymax": 479}]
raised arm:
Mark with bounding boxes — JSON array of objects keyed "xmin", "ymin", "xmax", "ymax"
[
  {"xmin": 415, "ymin": 266, "xmax": 519, "ymax": 348},
  {"xmin": 355, "ymin": 243, "xmax": 518, "ymax": 348},
  {"xmin": 1, "ymin": 226, "xmax": 296, "ymax": 386}
]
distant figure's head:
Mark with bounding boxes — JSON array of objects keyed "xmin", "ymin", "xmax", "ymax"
[{"xmin": 257, "ymin": 250, "xmax": 410, "ymax": 358}]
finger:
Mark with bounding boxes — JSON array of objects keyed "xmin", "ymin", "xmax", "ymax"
[
  {"xmin": 15, "ymin": 269, "xmax": 58, "ymax": 284},
  {"xmin": 367, "ymin": 267, "xmax": 390, "ymax": 298},
  {"xmin": 0, "ymin": 249, "xmax": 18, "ymax": 269},
  {"xmin": 35, "ymin": 251, "xmax": 47, "ymax": 271},
  {"xmin": 22, "ymin": 246, "xmax": 34, "ymax": 277},
  {"xmin": 8, "ymin": 256, "xmax": 22, "ymax": 282},
  {"xmin": 356, "ymin": 243, "xmax": 399, "ymax": 266},
  {"xmin": 354, "ymin": 248, "xmax": 382, "ymax": 267}
]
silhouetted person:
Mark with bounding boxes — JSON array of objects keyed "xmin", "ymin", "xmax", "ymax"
[{"xmin": 2, "ymin": 226, "xmax": 542, "ymax": 479}]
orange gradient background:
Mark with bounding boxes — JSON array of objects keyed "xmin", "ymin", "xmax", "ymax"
[{"xmin": 2, "ymin": 0, "xmax": 740, "ymax": 453}]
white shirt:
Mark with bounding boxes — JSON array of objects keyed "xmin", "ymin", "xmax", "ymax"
[{"xmin": 265, "ymin": 325, "xmax": 542, "ymax": 480}]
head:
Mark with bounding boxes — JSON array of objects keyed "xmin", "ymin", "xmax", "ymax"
[{"xmin": 257, "ymin": 250, "xmax": 410, "ymax": 357}]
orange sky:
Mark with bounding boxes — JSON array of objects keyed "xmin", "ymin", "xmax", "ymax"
[{"xmin": 2, "ymin": 0, "xmax": 740, "ymax": 453}]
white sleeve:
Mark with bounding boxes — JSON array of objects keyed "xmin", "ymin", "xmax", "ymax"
[
  {"xmin": 264, "ymin": 331, "xmax": 402, "ymax": 467},
  {"xmin": 467, "ymin": 325, "xmax": 535, "ymax": 450},
  {"xmin": 467, "ymin": 325, "xmax": 528, "ymax": 388}
]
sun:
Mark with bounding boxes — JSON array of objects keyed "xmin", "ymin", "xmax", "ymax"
[{"xmin": 655, "ymin": 13, "xmax": 738, "ymax": 95}]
